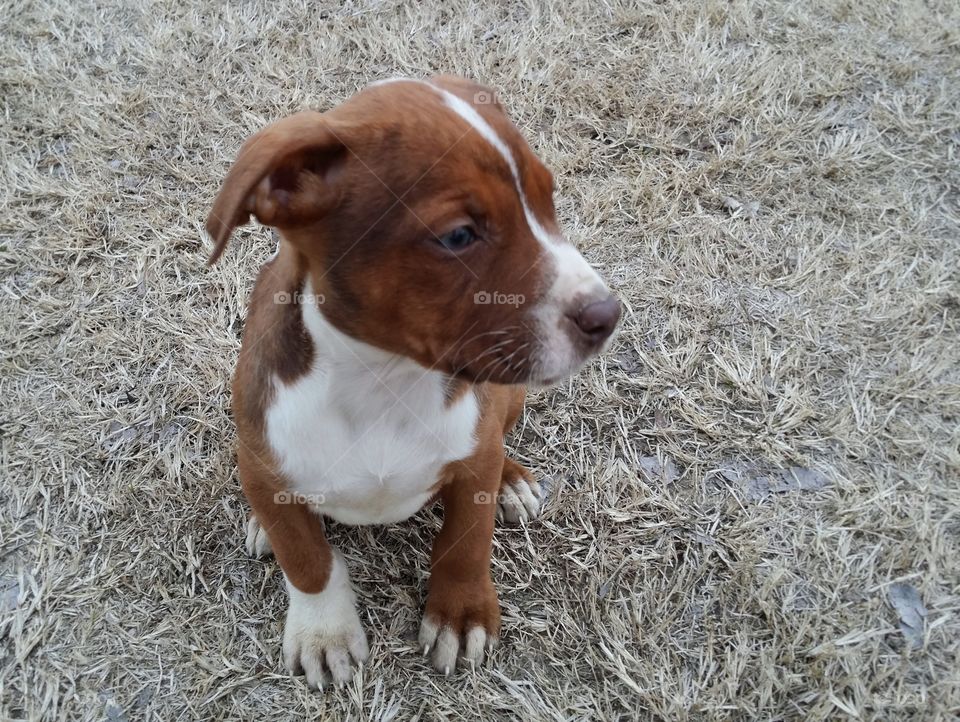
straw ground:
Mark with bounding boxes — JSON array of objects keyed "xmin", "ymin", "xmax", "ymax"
[{"xmin": 2, "ymin": 0, "xmax": 958, "ymax": 719}]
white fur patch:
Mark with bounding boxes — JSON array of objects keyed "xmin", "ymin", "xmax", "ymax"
[
  {"xmin": 283, "ymin": 551, "xmax": 368, "ymax": 688},
  {"xmin": 265, "ymin": 279, "xmax": 479, "ymax": 525}
]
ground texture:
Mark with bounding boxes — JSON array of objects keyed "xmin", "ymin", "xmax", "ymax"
[{"xmin": 2, "ymin": 0, "xmax": 959, "ymax": 719}]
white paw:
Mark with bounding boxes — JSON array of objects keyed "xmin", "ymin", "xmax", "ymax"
[
  {"xmin": 497, "ymin": 477, "xmax": 542, "ymax": 524},
  {"xmin": 245, "ymin": 515, "xmax": 273, "ymax": 558},
  {"xmin": 283, "ymin": 551, "xmax": 368, "ymax": 689},
  {"xmin": 418, "ymin": 617, "xmax": 495, "ymax": 675}
]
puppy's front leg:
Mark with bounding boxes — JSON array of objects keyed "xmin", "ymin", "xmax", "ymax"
[
  {"xmin": 240, "ymin": 450, "xmax": 368, "ymax": 689},
  {"xmin": 419, "ymin": 447, "xmax": 503, "ymax": 674}
]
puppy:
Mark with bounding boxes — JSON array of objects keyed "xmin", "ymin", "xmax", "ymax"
[{"xmin": 206, "ymin": 76, "xmax": 619, "ymax": 687}]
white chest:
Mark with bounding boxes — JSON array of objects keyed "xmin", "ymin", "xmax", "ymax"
[{"xmin": 263, "ymin": 300, "xmax": 479, "ymax": 525}]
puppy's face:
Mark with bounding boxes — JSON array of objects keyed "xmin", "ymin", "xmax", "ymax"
[{"xmin": 208, "ymin": 77, "xmax": 619, "ymax": 385}]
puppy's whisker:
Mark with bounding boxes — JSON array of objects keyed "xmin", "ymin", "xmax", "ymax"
[
  {"xmin": 457, "ymin": 338, "xmax": 513, "ymax": 365},
  {"xmin": 458, "ymin": 339, "xmax": 514, "ymax": 375},
  {"xmin": 451, "ymin": 327, "xmax": 518, "ymax": 359},
  {"xmin": 474, "ymin": 346, "xmax": 514, "ymax": 382},
  {"xmin": 498, "ymin": 343, "xmax": 529, "ymax": 378}
]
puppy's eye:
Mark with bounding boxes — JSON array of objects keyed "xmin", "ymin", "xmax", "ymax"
[{"xmin": 437, "ymin": 225, "xmax": 477, "ymax": 251}]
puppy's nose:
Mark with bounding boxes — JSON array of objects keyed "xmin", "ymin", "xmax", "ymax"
[{"xmin": 568, "ymin": 294, "xmax": 621, "ymax": 345}]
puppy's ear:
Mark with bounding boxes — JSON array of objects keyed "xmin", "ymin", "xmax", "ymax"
[{"xmin": 205, "ymin": 112, "xmax": 347, "ymax": 264}]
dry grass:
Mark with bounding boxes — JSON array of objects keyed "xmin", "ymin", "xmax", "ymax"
[{"xmin": 2, "ymin": 0, "xmax": 960, "ymax": 719}]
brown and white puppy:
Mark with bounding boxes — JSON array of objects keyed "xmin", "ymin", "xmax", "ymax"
[{"xmin": 206, "ymin": 76, "xmax": 620, "ymax": 687}]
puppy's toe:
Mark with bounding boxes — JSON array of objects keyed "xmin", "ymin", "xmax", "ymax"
[
  {"xmin": 418, "ymin": 616, "xmax": 496, "ymax": 674},
  {"xmin": 433, "ymin": 627, "xmax": 459, "ymax": 676},
  {"xmin": 498, "ymin": 476, "xmax": 541, "ymax": 524},
  {"xmin": 463, "ymin": 626, "xmax": 493, "ymax": 666},
  {"xmin": 324, "ymin": 646, "xmax": 354, "ymax": 687},
  {"xmin": 245, "ymin": 515, "xmax": 273, "ymax": 558},
  {"xmin": 498, "ymin": 458, "xmax": 544, "ymax": 525}
]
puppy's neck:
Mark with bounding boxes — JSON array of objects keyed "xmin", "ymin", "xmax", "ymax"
[
  {"xmin": 300, "ymin": 276, "xmax": 416, "ymax": 378},
  {"xmin": 270, "ymin": 242, "xmax": 445, "ymax": 388}
]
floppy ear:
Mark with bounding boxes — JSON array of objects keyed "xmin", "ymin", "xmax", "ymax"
[{"xmin": 205, "ymin": 111, "xmax": 347, "ymax": 264}]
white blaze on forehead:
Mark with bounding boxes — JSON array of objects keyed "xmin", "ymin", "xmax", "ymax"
[
  {"xmin": 368, "ymin": 77, "xmax": 569, "ymax": 253},
  {"xmin": 419, "ymin": 80, "xmax": 606, "ymax": 292},
  {"xmin": 423, "ymin": 82, "xmax": 558, "ymax": 251}
]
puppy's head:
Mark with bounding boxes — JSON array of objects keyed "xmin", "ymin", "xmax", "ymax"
[{"xmin": 208, "ymin": 76, "xmax": 620, "ymax": 385}]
